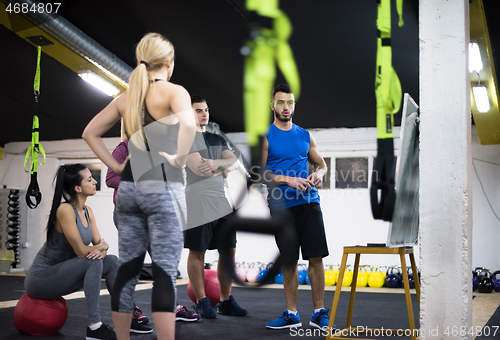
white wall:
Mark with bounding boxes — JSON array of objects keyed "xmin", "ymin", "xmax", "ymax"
[
  {"xmin": 2, "ymin": 125, "xmax": 498, "ymax": 276},
  {"xmin": 471, "ymin": 127, "xmax": 500, "ymax": 271}
]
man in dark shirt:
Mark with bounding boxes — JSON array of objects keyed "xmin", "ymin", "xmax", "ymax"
[{"xmin": 184, "ymin": 94, "xmax": 247, "ymax": 319}]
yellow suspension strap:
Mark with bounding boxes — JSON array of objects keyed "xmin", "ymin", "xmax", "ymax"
[
  {"xmin": 219, "ymin": 0, "xmax": 301, "ymax": 287},
  {"xmin": 24, "ymin": 46, "xmax": 46, "ymax": 209},
  {"xmin": 242, "ymin": 0, "xmax": 300, "ymax": 150},
  {"xmin": 370, "ymin": 0, "xmax": 403, "ymax": 221}
]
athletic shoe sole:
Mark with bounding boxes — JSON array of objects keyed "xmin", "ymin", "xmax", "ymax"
[
  {"xmin": 266, "ymin": 322, "xmax": 302, "ymax": 329},
  {"xmin": 130, "ymin": 329, "xmax": 153, "ymax": 334},
  {"xmin": 309, "ymin": 321, "xmax": 329, "ymax": 330},
  {"xmin": 176, "ymin": 316, "xmax": 200, "ymax": 322},
  {"xmin": 195, "ymin": 309, "xmax": 216, "ymax": 319}
]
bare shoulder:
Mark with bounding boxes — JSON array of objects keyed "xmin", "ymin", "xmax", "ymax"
[
  {"xmin": 115, "ymin": 92, "xmax": 127, "ymax": 113},
  {"xmin": 309, "ymin": 132, "xmax": 318, "ymax": 147},
  {"xmin": 262, "ymin": 135, "xmax": 269, "ymax": 148},
  {"xmin": 56, "ymin": 203, "xmax": 74, "ymax": 218},
  {"xmin": 157, "ymin": 82, "xmax": 188, "ymax": 97},
  {"xmin": 84, "ymin": 205, "xmax": 95, "ymax": 216}
]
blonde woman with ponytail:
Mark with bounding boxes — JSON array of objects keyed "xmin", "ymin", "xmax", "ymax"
[{"xmin": 83, "ymin": 33, "xmax": 196, "ymax": 340}]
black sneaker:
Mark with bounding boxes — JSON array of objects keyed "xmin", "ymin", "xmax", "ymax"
[
  {"xmin": 195, "ymin": 297, "xmax": 217, "ymax": 319},
  {"xmin": 130, "ymin": 318, "xmax": 153, "ymax": 334},
  {"xmin": 176, "ymin": 305, "xmax": 201, "ymax": 322},
  {"xmin": 217, "ymin": 295, "xmax": 248, "ymax": 316},
  {"xmin": 86, "ymin": 323, "xmax": 117, "ymax": 340}
]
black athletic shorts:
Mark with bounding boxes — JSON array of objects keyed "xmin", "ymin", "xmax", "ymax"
[
  {"xmin": 272, "ymin": 203, "xmax": 329, "ymax": 263},
  {"xmin": 183, "ymin": 212, "xmax": 237, "ymax": 251}
]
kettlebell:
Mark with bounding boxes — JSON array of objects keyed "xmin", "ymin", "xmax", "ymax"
[
  {"xmin": 332, "ymin": 264, "xmax": 340, "ymax": 286},
  {"xmin": 341, "ymin": 266, "xmax": 353, "ymax": 287},
  {"xmin": 395, "ymin": 266, "xmax": 404, "ymax": 288},
  {"xmin": 274, "ymin": 269, "xmax": 284, "ymax": 284},
  {"xmin": 236, "ymin": 262, "xmax": 248, "ymax": 282},
  {"xmin": 362, "ymin": 265, "xmax": 372, "ymax": 277},
  {"xmin": 305, "ymin": 270, "xmax": 311, "ymax": 285},
  {"xmin": 298, "ymin": 264, "xmax": 307, "ymax": 285},
  {"xmin": 378, "ymin": 265, "xmax": 388, "ymax": 280},
  {"xmin": 475, "ymin": 267, "xmax": 487, "ymax": 276},
  {"xmin": 492, "ymin": 271, "xmax": 500, "ymax": 292},
  {"xmin": 356, "ymin": 267, "xmax": 368, "ymax": 287},
  {"xmin": 258, "ymin": 262, "xmax": 274, "ymax": 284},
  {"xmin": 472, "ymin": 270, "xmax": 478, "ymax": 292},
  {"xmin": 246, "ymin": 262, "xmax": 260, "ymax": 283},
  {"xmin": 385, "ymin": 266, "xmax": 400, "ymax": 288},
  {"xmin": 407, "ymin": 268, "xmax": 415, "ymax": 289},
  {"xmin": 474, "ymin": 266, "xmax": 487, "ymax": 290},
  {"xmin": 477, "ymin": 269, "xmax": 494, "ymax": 293},
  {"xmin": 368, "ymin": 268, "xmax": 385, "ymax": 288},
  {"xmin": 324, "ymin": 265, "xmax": 336, "ymax": 286}
]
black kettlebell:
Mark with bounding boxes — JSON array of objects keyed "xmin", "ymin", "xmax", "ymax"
[
  {"xmin": 474, "ymin": 267, "xmax": 487, "ymax": 276},
  {"xmin": 385, "ymin": 267, "xmax": 400, "ymax": 288},
  {"xmin": 492, "ymin": 271, "xmax": 500, "ymax": 292},
  {"xmin": 473, "ymin": 270, "xmax": 478, "ymax": 292},
  {"xmin": 477, "ymin": 269, "xmax": 494, "ymax": 293},
  {"xmin": 395, "ymin": 266, "xmax": 404, "ymax": 288},
  {"xmin": 408, "ymin": 267, "xmax": 418, "ymax": 289}
]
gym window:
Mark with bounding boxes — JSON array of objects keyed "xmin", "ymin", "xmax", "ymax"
[{"xmin": 335, "ymin": 157, "xmax": 368, "ymax": 189}]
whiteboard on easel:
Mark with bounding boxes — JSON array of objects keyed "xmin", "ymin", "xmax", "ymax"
[{"xmin": 387, "ymin": 93, "xmax": 420, "ymax": 247}]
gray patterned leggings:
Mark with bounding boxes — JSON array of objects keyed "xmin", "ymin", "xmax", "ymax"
[
  {"xmin": 112, "ymin": 180, "xmax": 185, "ymax": 313},
  {"xmin": 25, "ymin": 255, "xmax": 119, "ymax": 324}
]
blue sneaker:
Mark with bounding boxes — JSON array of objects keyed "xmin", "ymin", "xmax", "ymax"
[
  {"xmin": 217, "ymin": 295, "xmax": 248, "ymax": 316},
  {"xmin": 309, "ymin": 308, "xmax": 330, "ymax": 330},
  {"xmin": 266, "ymin": 310, "xmax": 302, "ymax": 329},
  {"xmin": 194, "ymin": 297, "xmax": 217, "ymax": 319}
]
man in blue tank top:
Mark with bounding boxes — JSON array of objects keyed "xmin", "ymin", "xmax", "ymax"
[{"xmin": 263, "ymin": 84, "xmax": 330, "ymax": 330}]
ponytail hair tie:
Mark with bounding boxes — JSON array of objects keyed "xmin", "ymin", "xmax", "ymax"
[{"xmin": 140, "ymin": 60, "xmax": 149, "ymax": 67}]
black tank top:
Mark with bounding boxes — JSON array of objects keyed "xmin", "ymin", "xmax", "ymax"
[{"xmin": 121, "ymin": 83, "xmax": 183, "ymax": 183}]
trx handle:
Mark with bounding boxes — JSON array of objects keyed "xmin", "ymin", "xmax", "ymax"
[
  {"xmin": 26, "ymin": 173, "xmax": 42, "ymax": 209},
  {"xmin": 25, "ymin": 46, "xmax": 45, "ymax": 209},
  {"xmin": 371, "ymin": 0, "xmax": 403, "ymax": 221},
  {"xmin": 243, "ymin": 0, "xmax": 300, "ymax": 147}
]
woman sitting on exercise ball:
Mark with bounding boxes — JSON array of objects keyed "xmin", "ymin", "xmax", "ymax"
[{"xmin": 24, "ymin": 164, "xmax": 149, "ymax": 340}]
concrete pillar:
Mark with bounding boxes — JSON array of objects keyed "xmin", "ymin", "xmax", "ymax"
[{"xmin": 420, "ymin": 0, "xmax": 472, "ymax": 339}]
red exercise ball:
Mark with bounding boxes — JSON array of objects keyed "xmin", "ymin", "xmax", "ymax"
[
  {"xmin": 187, "ymin": 269, "xmax": 220, "ymax": 307},
  {"xmin": 14, "ymin": 293, "xmax": 68, "ymax": 336}
]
